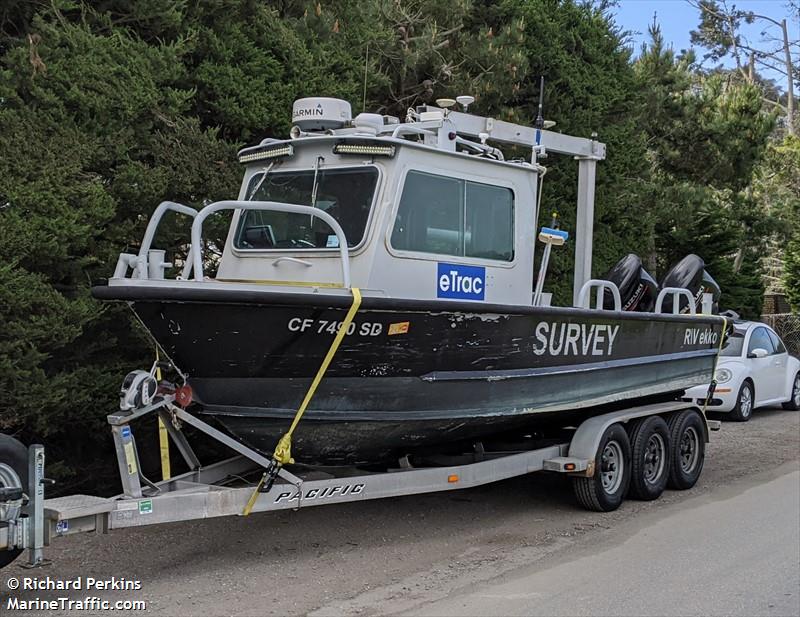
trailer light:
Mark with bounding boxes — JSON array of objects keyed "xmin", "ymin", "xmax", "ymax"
[
  {"xmin": 237, "ymin": 144, "xmax": 294, "ymax": 164},
  {"xmin": 333, "ymin": 142, "xmax": 396, "ymax": 157},
  {"xmin": 447, "ymin": 474, "xmax": 459, "ymax": 483},
  {"xmin": 564, "ymin": 463, "xmax": 576, "ymax": 471}
]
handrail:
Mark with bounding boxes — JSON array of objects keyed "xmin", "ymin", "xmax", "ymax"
[
  {"xmin": 391, "ymin": 125, "xmax": 430, "ymax": 139},
  {"xmin": 576, "ymin": 279, "xmax": 621, "ymax": 311},
  {"xmin": 656, "ymin": 287, "xmax": 696, "ymax": 315},
  {"xmin": 272, "ymin": 257, "xmax": 312, "ymax": 267},
  {"xmin": 454, "ymin": 137, "xmax": 504, "ymax": 160},
  {"xmin": 136, "ymin": 201, "xmax": 199, "ymax": 279},
  {"xmin": 190, "ymin": 200, "xmax": 351, "ymax": 287}
]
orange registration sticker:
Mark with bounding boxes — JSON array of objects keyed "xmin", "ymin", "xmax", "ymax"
[{"xmin": 388, "ymin": 321, "xmax": 410, "ymax": 336}]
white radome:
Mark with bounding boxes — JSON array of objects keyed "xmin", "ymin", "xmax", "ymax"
[{"xmin": 291, "ymin": 97, "xmax": 352, "ymax": 131}]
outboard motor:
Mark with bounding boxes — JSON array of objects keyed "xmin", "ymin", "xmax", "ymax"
[
  {"xmin": 659, "ymin": 254, "xmax": 721, "ymax": 314},
  {"xmin": 602, "ymin": 253, "xmax": 658, "ymax": 312}
]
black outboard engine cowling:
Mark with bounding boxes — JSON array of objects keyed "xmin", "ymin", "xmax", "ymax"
[
  {"xmin": 602, "ymin": 254, "xmax": 658, "ymax": 312},
  {"xmin": 659, "ymin": 254, "xmax": 721, "ymax": 314}
]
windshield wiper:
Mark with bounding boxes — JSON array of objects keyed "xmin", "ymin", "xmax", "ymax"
[
  {"xmin": 310, "ymin": 156, "xmax": 325, "ymax": 227},
  {"xmin": 246, "ymin": 162, "xmax": 275, "ymax": 200}
]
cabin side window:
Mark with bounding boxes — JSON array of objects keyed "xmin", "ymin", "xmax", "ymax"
[
  {"xmin": 234, "ymin": 167, "xmax": 378, "ymax": 250},
  {"xmin": 390, "ymin": 171, "xmax": 514, "ymax": 262}
]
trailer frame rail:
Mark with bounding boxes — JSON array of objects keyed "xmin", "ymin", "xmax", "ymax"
[{"xmin": 1, "ymin": 395, "xmax": 716, "ymax": 569}]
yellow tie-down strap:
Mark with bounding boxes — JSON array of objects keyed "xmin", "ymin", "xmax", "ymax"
[
  {"xmin": 155, "ymin": 349, "xmax": 171, "ymax": 481},
  {"xmin": 702, "ymin": 315, "xmax": 728, "ymax": 415},
  {"xmin": 243, "ymin": 287, "xmax": 362, "ymax": 515}
]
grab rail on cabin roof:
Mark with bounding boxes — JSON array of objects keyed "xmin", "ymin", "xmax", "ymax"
[{"xmin": 189, "ymin": 200, "xmax": 352, "ymax": 287}]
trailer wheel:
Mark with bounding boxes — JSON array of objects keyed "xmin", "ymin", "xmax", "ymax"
[
  {"xmin": 0, "ymin": 434, "xmax": 28, "ymax": 569},
  {"xmin": 667, "ymin": 409, "xmax": 705, "ymax": 490},
  {"xmin": 627, "ymin": 416, "xmax": 670, "ymax": 501},
  {"xmin": 572, "ymin": 423, "xmax": 631, "ymax": 512}
]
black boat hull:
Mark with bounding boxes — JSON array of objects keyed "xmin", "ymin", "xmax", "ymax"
[{"xmin": 94, "ymin": 284, "xmax": 725, "ymax": 464}]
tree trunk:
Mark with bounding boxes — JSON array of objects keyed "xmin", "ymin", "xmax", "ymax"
[{"xmin": 781, "ymin": 19, "xmax": 795, "ymax": 136}]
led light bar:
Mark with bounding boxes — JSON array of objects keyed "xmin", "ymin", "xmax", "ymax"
[
  {"xmin": 333, "ymin": 142, "xmax": 396, "ymax": 157},
  {"xmin": 237, "ymin": 144, "xmax": 294, "ymax": 164}
]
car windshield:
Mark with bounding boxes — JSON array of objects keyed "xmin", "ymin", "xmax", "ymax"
[
  {"xmin": 235, "ymin": 167, "xmax": 378, "ymax": 250},
  {"xmin": 721, "ymin": 331, "xmax": 745, "ymax": 357}
]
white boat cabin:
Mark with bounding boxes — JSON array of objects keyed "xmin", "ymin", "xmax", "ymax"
[{"xmin": 113, "ymin": 97, "xmax": 606, "ymax": 308}]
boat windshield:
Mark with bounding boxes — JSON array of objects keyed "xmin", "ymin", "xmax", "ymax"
[
  {"xmin": 720, "ymin": 331, "xmax": 745, "ymax": 357},
  {"xmin": 235, "ymin": 167, "xmax": 378, "ymax": 250}
]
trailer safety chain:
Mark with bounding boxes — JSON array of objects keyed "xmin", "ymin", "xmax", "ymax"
[
  {"xmin": 243, "ymin": 287, "xmax": 363, "ymax": 515},
  {"xmin": 702, "ymin": 316, "xmax": 729, "ymax": 415}
]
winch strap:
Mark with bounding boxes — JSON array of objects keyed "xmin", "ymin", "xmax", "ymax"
[{"xmin": 273, "ymin": 286, "xmax": 362, "ymax": 465}]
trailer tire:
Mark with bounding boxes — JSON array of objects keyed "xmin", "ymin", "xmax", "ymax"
[
  {"xmin": 0, "ymin": 434, "xmax": 28, "ymax": 569},
  {"xmin": 667, "ymin": 409, "xmax": 705, "ymax": 490},
  {"xmin": 627, "ymin": 416, "xmax": 670, "ymax": 501},
  {"xmin": 572, "ymin": 423, "xmax": 631, "ymax": 512}
]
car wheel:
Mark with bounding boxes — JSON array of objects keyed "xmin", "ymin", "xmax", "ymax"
[
  {"xmin": 728, "ymin": 380, "xmax": 754, "ymax": 422},
  {"xmin": 783, "ymin": 372, "xmax": 800, "ymax": 411}
]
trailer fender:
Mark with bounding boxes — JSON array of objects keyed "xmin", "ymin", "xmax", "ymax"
[{"xmin": 567, "ymin": 402, "xmax": 707, "ymax": 477}]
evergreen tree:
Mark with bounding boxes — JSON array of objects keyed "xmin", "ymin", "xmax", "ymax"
[
  {"xmin": 635, "ymin": 25, "xmax": 775, "ymax": 317},
  {"xmin": 1, "ymin": 2, "xmax": 250, "ymax": 489},
  {"xmin": 757, "ymin": 136, "xmax": 800, "ymax": 310}
]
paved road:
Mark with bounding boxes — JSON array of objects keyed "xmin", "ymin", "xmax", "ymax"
[
  {"xmin": 1, "ymin": 408, "xmax": 798, "ymax": 616},
  {"xmin": 402, "ymin": 468, "xmax": 800, "ymax": 617}
]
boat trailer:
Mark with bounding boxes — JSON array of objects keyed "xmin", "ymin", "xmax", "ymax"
[{"xmin": 0, "ymin": 391, "xmax": 718, "ymax": 570}]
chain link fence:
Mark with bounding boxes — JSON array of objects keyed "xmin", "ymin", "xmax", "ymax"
[{"xmin": 761, "ymin": 313, "xmax": 800, "ymax": 357}]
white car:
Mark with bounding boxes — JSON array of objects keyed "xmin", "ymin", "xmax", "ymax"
[{"xmin": 683, "ymin": 321, "xmax": 800, "ymax": 421}]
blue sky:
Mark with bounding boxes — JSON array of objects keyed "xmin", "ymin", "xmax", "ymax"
[{"xmin": 611, "ymin": 1, "xmax": 797, "ymax": 88}]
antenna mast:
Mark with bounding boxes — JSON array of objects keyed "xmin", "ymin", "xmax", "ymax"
[
  {"xmin": 534, "ymin": 76, "xmax": 545, "ymax": 130},
  {"xmin": 362, "ymin": 44, "xmax": 369, "ymax": 112}
]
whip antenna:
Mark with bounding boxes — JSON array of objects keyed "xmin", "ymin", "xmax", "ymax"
[
  {"xmin": 534, "ymin": 76, "xmax": 545, "ymax": 130},
  {"xmin": 362, "ymin": 44, "xmax": 369, "ymax": 112}
]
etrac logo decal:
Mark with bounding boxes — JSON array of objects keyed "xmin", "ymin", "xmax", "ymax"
[{"xmin": 437, "ymin": 263, "xmax": 485, "ymax": 300}]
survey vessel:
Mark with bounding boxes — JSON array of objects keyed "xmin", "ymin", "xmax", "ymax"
[{"xmin": 93, "ymin": 95, "xmax": 726, "ymax": 464}]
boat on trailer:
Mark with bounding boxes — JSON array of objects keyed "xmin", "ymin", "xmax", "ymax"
[
  {"xmin": 93, "ymin": 96, "xmax": 726, "ymax": 465},
  {"xmin": 0, "ymin": 97, "xmax": 730, "ymax": 569}
]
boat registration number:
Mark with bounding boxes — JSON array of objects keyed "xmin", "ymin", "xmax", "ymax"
[{"xmin": 287, "ymin": 317, "xmax": 384, "ymax": 336}]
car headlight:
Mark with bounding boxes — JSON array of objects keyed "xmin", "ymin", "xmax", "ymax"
[{"xmin": 715, "ymin": 368, "xmax": 733, "ymax": 383}]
